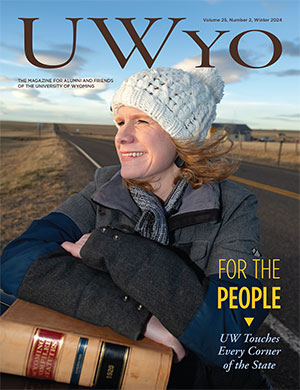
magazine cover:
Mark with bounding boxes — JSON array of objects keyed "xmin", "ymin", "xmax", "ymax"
[{"xmin": 1, "ymin": 0, "xmax": 299, "ymax": 389}]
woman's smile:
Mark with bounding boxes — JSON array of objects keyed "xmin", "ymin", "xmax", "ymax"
[{"xmin": 120, "ymin": 151, "xmax": 147, "ymax": 160}]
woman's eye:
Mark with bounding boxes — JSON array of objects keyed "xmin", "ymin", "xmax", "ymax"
[
  {"xmin": 117, "ymin": 121, "xmax": 124, "ymax": 126},
  {"xmin": 137, "ymin": 120, "xmax": 148, "ymax": 125}
]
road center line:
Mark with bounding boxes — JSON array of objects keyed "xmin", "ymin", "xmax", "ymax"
[
  {"xmin": 265, "ymin": 314, "xmax": 300, "ymax": 355},
  {"xmin": 230, "ymin": 175, "xmax": 300, "ymax": 200}
]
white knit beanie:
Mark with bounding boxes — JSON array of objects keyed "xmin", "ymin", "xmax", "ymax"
[{"xmin": 111, "ymin": 67, "xmax": 224, "ymax": 141}]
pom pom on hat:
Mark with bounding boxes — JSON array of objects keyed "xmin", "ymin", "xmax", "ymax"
[
  {"xmin": 189, "ymin": 67, "xmax": 224, "ymax": 103},
  {"xmin": 111, "ymin": 67, "xmax": 224, "ymax": 141}
]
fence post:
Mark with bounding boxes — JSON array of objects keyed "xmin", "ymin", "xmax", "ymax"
[{"xmin": 277, "ymin": 139, "xmax": 284, "ymax": 167}]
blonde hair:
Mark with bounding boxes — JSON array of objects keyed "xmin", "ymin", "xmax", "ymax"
[{"xmin": 123, "ymin": 132, "xmax": 237, "ymax": 192}]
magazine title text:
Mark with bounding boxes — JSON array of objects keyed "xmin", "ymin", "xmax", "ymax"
[{"xmin": 19, "ymin": 18, "xmax": 282, "ymax": 69}]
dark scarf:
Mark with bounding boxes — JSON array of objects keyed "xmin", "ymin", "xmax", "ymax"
[{"xmin": 129, "ymin": 178, "xmax": 188, "ymax": 245}]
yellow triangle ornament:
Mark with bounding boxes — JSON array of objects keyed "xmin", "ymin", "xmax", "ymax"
[{"xmin": 244, "ymin": 317, "xmax": 254, "ymax": 326}]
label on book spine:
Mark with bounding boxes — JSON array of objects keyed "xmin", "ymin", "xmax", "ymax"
[
  {"xmin": 93, "ymin": 342, "xmax": 130, "ymax": 389},
  {"xmin": 26, "ymin": 328, "xmax": 64, "ymax": 380},
  {"xmin": 70, "ymin": 337, "xmax": 88, "ymax": 385}
]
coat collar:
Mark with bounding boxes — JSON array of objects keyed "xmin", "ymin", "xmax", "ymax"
[
  {"xmin": 92, "ymin": 170, "xmax": 140, "ymax": 222},
  {"xmin": 92, "ymin": 170, "xmax": 220, "ymax": 230}
]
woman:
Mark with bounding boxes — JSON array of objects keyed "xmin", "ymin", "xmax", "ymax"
[{"xmin": 1, "ymin": 67, "xmax": 270, "ymax": 388}]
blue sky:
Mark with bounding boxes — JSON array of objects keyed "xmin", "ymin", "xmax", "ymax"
[{"xmin": 1, "ymin": 0, "xmax": 299, "ymax": 130}]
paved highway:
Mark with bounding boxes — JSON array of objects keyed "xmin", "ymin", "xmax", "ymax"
[{"xmin": 60, "ymin": 131, "xmax": 299, "ymax": 389}]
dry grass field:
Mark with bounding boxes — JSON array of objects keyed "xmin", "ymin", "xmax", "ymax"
[
  {"xmin": 1, "ymin": 121, "xmax": 54, "ymax": 138},
  {"xmin": 59, "ymin": 122, "xmax": 116, "ymax": 138},
  {"xmin": 0, "ymin": 121, "xmax": 94, "ymax": 250},
  {"xmin": 1, "ymin": 126, "xmax": 67, "ymax": 194},
  {"xmin": 251, "ymin": 129, "xmax": 299, "ymax": 141},
  {"xmin": 229, "ymin": 140, "xmax": 300, "ymax": 170}
]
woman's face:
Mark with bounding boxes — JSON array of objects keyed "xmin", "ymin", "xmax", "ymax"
[{"xmin": 115, "ymin": 106, "xmax": 179, "ymax": 191}]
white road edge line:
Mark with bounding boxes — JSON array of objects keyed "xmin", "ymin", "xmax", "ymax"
[
  {"xmin": 68, "ymin": 140, "xmax": 102, "ymax": 168},
  {"xmin": 68, "ymin": 138, "xmax": 300, "ymax": 357},
  {"xmin": 265, "ymin": 314, "xmax": 300, "ymax": 355}
]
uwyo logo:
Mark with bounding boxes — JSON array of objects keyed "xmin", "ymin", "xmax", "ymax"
[{"xmin": 19, "ymin": 18, "xmax": 282, "ymax": 69}]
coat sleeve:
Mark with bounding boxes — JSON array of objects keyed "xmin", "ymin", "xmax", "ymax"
[
  {"xmin": 17, "ymin": 248, "xmax": 150, "ymax": 340},
  {"xmin": 79, "ymin": 190, "xmax": 268, "ymax": 366},
  {"xmin": 79, "ymin": 226, "xmax": 207, "ymax": 338}
]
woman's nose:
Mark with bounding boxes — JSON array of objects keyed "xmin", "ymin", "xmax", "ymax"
[{"xmin": 115, "ymin": 123, "xmax": 135, "ymax": 145}]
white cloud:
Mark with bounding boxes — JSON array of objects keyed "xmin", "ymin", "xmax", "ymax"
[
  {"xmin": 12, "ymin": 88, "xmax": 49, "ymax": 103},
  {"xmin": 0, "ymin": 58, "xmax": 26, "ymax": 67},
  {"xmin": 0, "ymin": 75, "xmax": 12, "ymax": 82},
  {"xmin": 17, "ymin": 51, "xmax": 86, "ymax": 77},
  {"xmin": 173, "ymin": 50, "xmax": 250, "ymax": 83},
  {"xmin": 0, "ymin": 86, "xmax": 12, "ymax": 91},
  {"xmin": 72, "ymin": 81, "xmax": 108, "ymax": 101}
]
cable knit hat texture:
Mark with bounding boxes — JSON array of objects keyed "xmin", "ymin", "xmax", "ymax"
[{"xmin": 111, "ymin": 67, "xmax": 224, "ymax": 141}]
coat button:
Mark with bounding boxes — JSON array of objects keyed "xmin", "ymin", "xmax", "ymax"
[
  {"xmin": 100, "ymin": 227, "xmax": 107, "ymax": 233},
  {"xmin": 112, "ymin": 234, "xmax": 120, "ymax": 240},
  {"xmin": 137, "ymin": 304, "xmax": 143, "ymax": 311},
  {"xmin": 123, "ymin": 295, "xmax": 129, "ymax": 302}
]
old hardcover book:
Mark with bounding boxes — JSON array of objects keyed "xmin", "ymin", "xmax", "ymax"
[{"xmin": 0, "ymin": 299, "xmax": 173, "ymax": 389}]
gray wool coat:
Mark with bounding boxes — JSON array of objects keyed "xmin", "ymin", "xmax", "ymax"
[{"xmin": 17, "ymin": 165, "xmax": 263, "ymax": 348}]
